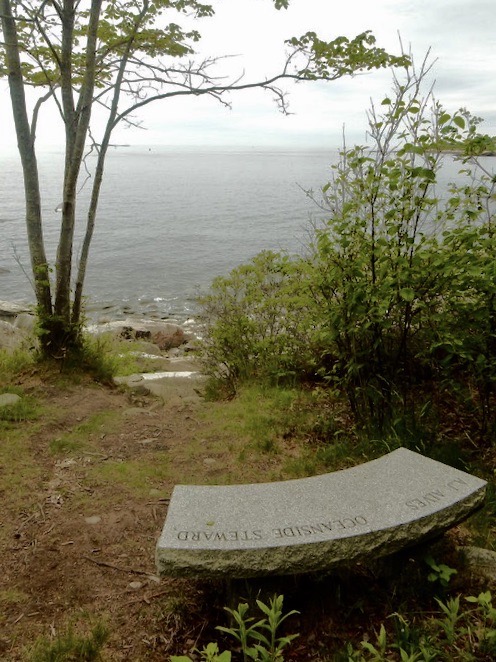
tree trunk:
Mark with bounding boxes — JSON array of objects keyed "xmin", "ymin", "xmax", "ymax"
[
  {"xmin": 52, "ymin": 0, "xmax": 102, "ymax": 346},
  {"xmin": 73, "ymin": 2, "xmax": 138, "ymax": 326},
  {"xmin": 72, "ymin": 144, "xmax": 107, "ymax": 326},
  {"xmin": 0, "ymin": 0, "xmax": 52, "ymax": 321}
]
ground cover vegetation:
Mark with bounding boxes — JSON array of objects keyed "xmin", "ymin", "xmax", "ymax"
[{"xmin": 0, "ymin": 0, "xmax": 408, "ymax": 359}]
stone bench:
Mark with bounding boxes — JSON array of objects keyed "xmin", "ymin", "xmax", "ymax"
[{"xmin": 156, "ymin": 448, "xmax": 486, "ymax": 579}]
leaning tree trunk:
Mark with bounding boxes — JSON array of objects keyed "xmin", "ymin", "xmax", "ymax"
[
  {"xmin": 72, "ymin": 4, "xmax": 143, "ymax": 327},
  {"xmin": 0, "ymin": 0, "xmax": 53, "ymax": 331}
]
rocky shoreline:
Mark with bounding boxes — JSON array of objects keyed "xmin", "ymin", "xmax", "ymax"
[{"xmin": 0, "ymin": 299, "xmax": 199, "ymax": 356}]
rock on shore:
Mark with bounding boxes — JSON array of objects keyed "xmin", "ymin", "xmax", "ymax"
[
  {"xmin": 0, "ymin": 300, "xmax": 33, "ymax": 320},
  {"xmin": 88, "ymin": 319, "xmax": 190, "ymax": 350},
  {"xmin": 0, "ymin": 301, "xmax": 196, "ymax": 355}
]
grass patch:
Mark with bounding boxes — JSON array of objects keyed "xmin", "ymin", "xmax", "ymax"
[
  {"xmin": 48, "ymin": 410, "xmax": 121, "ymax": 456},
  {"xmin": 0, "ymin": 347, "xmax": 35, "ymax": 382},
  {"xmin": 0, "ymin": 588, "xmax": 29, "ymax": 605},
  {"xmin": 0, "ymin": 426, "xmax": 45, "ymax": 505},
  {"xmin": 111, "ymin": 340, "xmax": 165, "ymax": 376},
  {"xmin": 49, "ymin": 435, "xmax": 89, "ymax": 454},
  {"xmin": 39, "ymin": 333, "xmax": 120, "ymax": 383},
  {"xmin": 0, "ymin": 391, "xmax": 40, "ymax": 423},
  {"xmin": 79, "ymin": 333, "xmax": 166, "ymax": 378},
  {"xmin": 282, "ymin": 439, "xmax": 357, "ymax": 478},
  {"xmin": 197, "ymin": 384, "xmax": 361, "ymax": 481},
  {"xmin": 27, "ymin": 619, "xmax": 109, "ymax": 662},
  {"xmin": 200, "ymin": 385, "xmax": 304, "ymax": 448},
  {"xmin": 88, "ymin": 452, "xmax": 170, "ymax": 495}
]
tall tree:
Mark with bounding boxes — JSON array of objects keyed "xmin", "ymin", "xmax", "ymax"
[{"xmin": 0, "ymin": 0, "xmax": 409, "ymax": 357}]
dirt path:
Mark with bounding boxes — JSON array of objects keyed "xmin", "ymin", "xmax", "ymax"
[{"xmin": 1, "ymin": 371, "xmax": 217, "ymax": 660}]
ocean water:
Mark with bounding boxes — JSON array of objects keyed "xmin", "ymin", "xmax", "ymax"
[
  {"xmin": 0, "ymin": 146, "xmax": 335, "ymax": 322},
  {"xmin": 1, "ymin": 147, "xmax": 493, "ymax": 323}
]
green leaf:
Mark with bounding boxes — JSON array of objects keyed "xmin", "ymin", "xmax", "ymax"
[
  {"xmin": 399, "ymin": 288, "xmax": 415, "ymax": 302},
  {"xmin": 245, "ymin": 646, "xmax": 260, "ymax": 660},
  {"xmin": 361, "ymin": 642, "xmax": 381, "ymax": 655},
  {"xmin": 453, "ymin": 115, "xmax": 466, "ymax": 129}
]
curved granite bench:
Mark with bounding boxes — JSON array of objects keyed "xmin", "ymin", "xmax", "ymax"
[{"xmin": 156, "ymin": 448, "xmax": 486, "ymax": 578}]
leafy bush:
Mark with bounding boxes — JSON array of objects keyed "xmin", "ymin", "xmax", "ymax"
[
  {"xmin": 307, "ymin": 57, "xmax": 496, "ymax": 432},
  {"xmin": 427, "ymin": 221, "xmax": 496, "ymax": 436},
  {"xmin": 197, "ymin": 251, "xmax": 320, "ymax": 392}
]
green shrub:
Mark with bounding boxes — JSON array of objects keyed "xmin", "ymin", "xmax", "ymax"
[
  {"xmin": 305, "ymin": 58, "xmax": 496, "ymax": 433},
  {"xmin": 197, "ymin": 250, "xmax": 320, "ymax": 392},
  {"xmin": 427, "ymin": 221, "xmax": 496, "ymax": 437}
]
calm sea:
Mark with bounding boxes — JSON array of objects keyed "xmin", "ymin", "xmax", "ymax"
[
  {"xmin": 0, "ymin": 146, "xmax": 335, "ymax": 322},
  {"xmin": 1, "ymin": 147, "xmax": 493, "ymax": 323}
]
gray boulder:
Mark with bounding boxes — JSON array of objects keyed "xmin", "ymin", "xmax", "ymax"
[
  {"xmin": 0, "ymin": 300, "xmax": 32, "ymax": 321},
  {"xmin": 458, "ymin": 546, "xmax": 496, "ymax": 582}
]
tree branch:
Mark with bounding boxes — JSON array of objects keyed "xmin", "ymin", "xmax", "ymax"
[
  {"xmin": 30, "ymin": 86, "xmax": 57, "ymax": 140},
  {"xmin": 113, "ymin": 67, "xmax": 340, "ymax": 127}
]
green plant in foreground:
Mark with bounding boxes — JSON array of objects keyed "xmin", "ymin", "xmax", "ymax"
[
  {"xmin": 172, "ymin": 642, "xmax": 231, "ymax": 661},
  {"xmin": 221, "ymin": 595, "xmax": 299, "ymax": 662},
  {"xmin": 424, "ymin": 554, "xmax": 458, "ymax": 588},
  {"xmin": 171, "ymin": 595, "xmax": 299, "ymax": 662},
  {"xmin": 345, "ymin": 590, "xmax": 496, "ymax": 661}
]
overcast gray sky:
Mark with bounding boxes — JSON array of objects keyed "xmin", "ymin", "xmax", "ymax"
[{"xmin": 1, "ymin": 0, "xmax": 494, "ymax": 149}]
